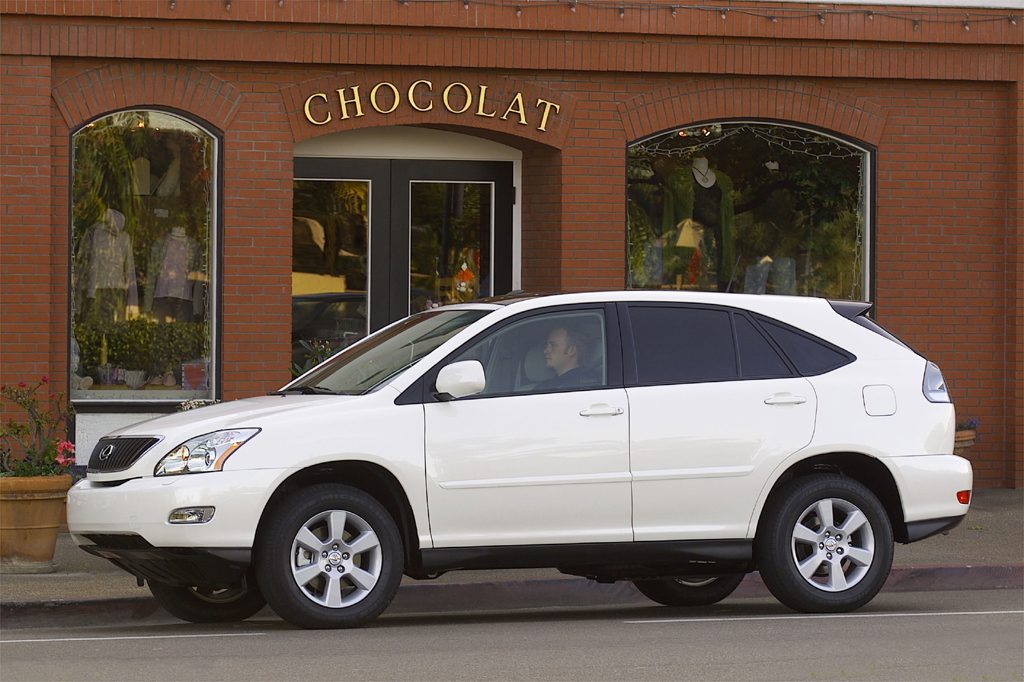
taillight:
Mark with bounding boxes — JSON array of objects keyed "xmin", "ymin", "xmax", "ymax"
[
  {"xmin": 922, "ymin": 362, "xmax": 951, "ymax": 403},
  {"xmin": 957, "ymin": 490, "xmax": 971, "ymax": 505}
]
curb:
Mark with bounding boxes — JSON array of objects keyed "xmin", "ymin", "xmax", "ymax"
[{"xmin": 3, "ymin": 565, "xmax": 1021, "ymax": 630}]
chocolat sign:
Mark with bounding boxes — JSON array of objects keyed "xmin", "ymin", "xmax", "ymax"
[{"xmin": 303, "ymin": 79, "xmax": 562, "ymax": 133}]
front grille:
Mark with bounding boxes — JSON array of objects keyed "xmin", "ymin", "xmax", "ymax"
[{"xmin": 87, "ymin": 437, "xmax": 160, "ymax": 473}]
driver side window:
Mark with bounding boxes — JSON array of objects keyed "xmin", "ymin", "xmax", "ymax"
[{"xmin": 452, "ymin": 310, "xmax": 607, "ymax": 397}]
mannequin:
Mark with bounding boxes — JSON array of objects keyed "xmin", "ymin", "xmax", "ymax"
[
  {"xmin": 691, "ymin": 157, "xmax": 730, "ymax": 292},
  {"xmin": 74, "ymin": 208, "xmax": 139, "ymax": 323},
  {"xmin": 145, "ymin": 224, "xmax": 201, "ymax": 322},
  {"xmin": 153, "ymin": 139, "xmax": 181, "ymax": 197}
]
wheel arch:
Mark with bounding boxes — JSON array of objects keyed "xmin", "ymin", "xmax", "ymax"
[
  {"xmin": 751, "ymin": 452, "xmax": 909, "ymax": 544},
  {"xmin": 254, "ymin": 461, "xmax": 424, "ymax": 574}
]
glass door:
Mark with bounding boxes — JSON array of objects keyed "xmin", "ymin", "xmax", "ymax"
[
  {"xmin": 293, "ymin": 157, "xmax": 513, "ymax": 367},
  {"xmin": 391, "ymin": 160, "xmax": 513, "ymax": 320}
]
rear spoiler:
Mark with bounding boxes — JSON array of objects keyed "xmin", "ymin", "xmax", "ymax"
[
  {"xmin": 828, "ymin": 300, "xmax": 873, "ymax": 319},
  {"xmin": 829, "ymin": 300, "xmax": 913, "ymax": 351}
]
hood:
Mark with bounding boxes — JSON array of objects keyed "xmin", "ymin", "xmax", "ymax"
[{"xmin": 107, "ymin": 394, "xmax": 364, "ymax": 438}]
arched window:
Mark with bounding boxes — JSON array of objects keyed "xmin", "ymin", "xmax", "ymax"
[
  {"xmin": 627, "ymin": 122, "xmax": 869, "ymax": 300},
  {"xmin": 70, "ymin": 110, "xmax": 217, "ymax": 402}
]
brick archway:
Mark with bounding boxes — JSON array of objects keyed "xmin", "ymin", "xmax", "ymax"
[
  {"xmin": 619, "ymin": 78, "xmax": 885, "ymax": 146},
  {"xmin": 52, "ymin": 63, "xmax": 242, "ymax": 131}
]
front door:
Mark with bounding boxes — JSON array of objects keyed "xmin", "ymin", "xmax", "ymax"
[
  {"xmin": 422, "ymin": 306, "xmax": 633, "ymax": 547},
  {"xmin": 291, "ymin": 158, "xmax": 513, "ymax": 367}
]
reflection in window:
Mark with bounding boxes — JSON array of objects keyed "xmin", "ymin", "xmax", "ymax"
[
  {"xmin": 627, "ymin": 123, "xmax": 868, "ymax": 300},
  {"xmin": 410, "ymin": 182, "xmax": 492, "ymax": 313},
  {"xmin": 71, "ymin": 111, "xmax": 216, "ymax": 401},
  {"xmin": 292, "ymin": 180, "xmax": 369, "ymax": 375}
]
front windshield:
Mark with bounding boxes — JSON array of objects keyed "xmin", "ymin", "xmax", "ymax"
[{"xmin": 284, "ymin": 308, "xmax": 492, "ymax": 395}]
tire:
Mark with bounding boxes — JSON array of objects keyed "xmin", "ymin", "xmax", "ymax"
[
  {"xmin": 255, "ymin": 484, "xmax": 404, "ymax": 629},
  {"xmin": 149, "ymin": 573, "xmax": 266, "ymax": 623},
  {"xmin": 633, "ymin": 573, "xmax": 746, "ymax": 607},
  {"xmin": 756, "ymin": 474, "xmax": 893, "ymax": 613}
]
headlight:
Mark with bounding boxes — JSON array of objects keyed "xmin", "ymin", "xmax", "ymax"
[{"xmin": 154, "ymin": 429, "xmax": 260, "ymax": 476}]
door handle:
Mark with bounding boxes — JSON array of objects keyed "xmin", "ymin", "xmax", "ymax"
[
  {"xmin": 764, "ymin": 393, "xmax": 807, "ymax": 406},
  {"xmin": 579, "ymin": 404, "xmax": 624, "ymax": 417}
]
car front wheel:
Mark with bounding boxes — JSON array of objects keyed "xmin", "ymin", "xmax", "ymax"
[
  {"xmin": 633, "ymin": 573, "xmax": 746, "ymax": 606},
  {"xmin": 756, "ymin": 474, "xmax": 893, "ymax": 613},
  {"xmin": 255, "ymin": 484, "xmax": 403, "ymax": 629}
]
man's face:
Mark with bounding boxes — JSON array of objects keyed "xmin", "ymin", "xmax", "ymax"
[{"xmin": 543, "ymin": 328, "xmax": 577, "ymax": 376}]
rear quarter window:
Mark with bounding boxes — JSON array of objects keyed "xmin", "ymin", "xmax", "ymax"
[{"xmin": 756, "ymin": 316, "xmax": 854, "ymax": 376}]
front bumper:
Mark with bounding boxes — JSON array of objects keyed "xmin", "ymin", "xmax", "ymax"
[
  {"xmin": 67, "ymin": 468, "xmax": 287, "ymax": 548},
  {"xmin": 79, "ymin": 535, "xmax": 250, "ymax": 588}
]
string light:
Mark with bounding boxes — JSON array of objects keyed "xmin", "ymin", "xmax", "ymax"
[
  {"xmin": 372, "ymin": 1, "xmax": 1022, "ymax": 32},
  {"xmin": 169, "ymin": 0, "xmax": 175, "ymax": 9},
  {"xmin": 224, "ymin": 0, "xmax": 231, "ymax": 9}
]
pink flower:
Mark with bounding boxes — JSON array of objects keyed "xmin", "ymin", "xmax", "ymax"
[
  {"xmin": 56, "ymin": 441, "xmax": 75, "ymax": 467},
  {"xmin": 17, "ymin": 381, "xmax": 26, "ymax": 388},
  {"xmin": 41, "ymin": 376, "xmax": 49, "ymax": 384}
]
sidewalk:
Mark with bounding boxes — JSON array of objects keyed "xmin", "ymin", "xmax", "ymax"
[{"xmin": 2, "ymin": 489, "xmax": 1021, "ymax": 628}]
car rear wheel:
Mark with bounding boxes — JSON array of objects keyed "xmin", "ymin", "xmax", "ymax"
[
  {"xmin": 255, "ymin": 484, "xmax": 403, "ymax": 629},
  {"xmin": 757, "ymin": 474, "xmax": 893, "ymax": 613},
  {"xmin": 148, "ymin": 573, "xmax": 266, "ymax": 623},
  {"xmin": 633, "ymin": 573, "xmax": 746, "ymax": 606}
]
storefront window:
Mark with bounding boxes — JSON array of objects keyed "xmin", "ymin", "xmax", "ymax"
[
  {"xmin": 627, "ymin": 122, "xmax": 868, "ymax": 300},
  {"xmin": 70, "ymin": 110, "xmax": 216, "ymax": 401}
]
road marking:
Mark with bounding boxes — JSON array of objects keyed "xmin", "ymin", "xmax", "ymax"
[
  {"xmin": 0, "ymin": 632, "xmax": 266, "ymax": 645},
  {"xmin": 625, "ymin": 610, "xmax": 1024, "ymax": 625}
]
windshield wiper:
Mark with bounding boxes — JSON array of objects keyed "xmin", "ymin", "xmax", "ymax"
[{"xmin": 271, "ymin": 385, "xmax": 337, "ymax": 395}]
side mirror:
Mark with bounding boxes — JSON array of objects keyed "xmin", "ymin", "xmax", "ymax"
[{"xmin": 434, "ymin": 360, "xmax": 486, "ymax": 400}]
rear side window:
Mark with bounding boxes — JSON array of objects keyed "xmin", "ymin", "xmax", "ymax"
[
  {"xmin": 735, "ymin": 315, "xmax": 792, "ymax": 378},
  {"xmin": 629, "ymin": 306, "xmax": 737, "ymax": 384},
  {"xmin": 757, "ymin": 317, "xmax": 854, "ymax": 375}
]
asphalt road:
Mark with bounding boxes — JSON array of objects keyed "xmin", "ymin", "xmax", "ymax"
[{"xmin": 2, "ymin": 589, "xmax": 1022, "ymax": 681}]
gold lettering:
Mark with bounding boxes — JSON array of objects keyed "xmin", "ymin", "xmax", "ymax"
[
  {"xmin": 475, "ymin": 85, "xmax": 497, "ymax": 118},
  {"xmin": 303, "ymin": 93, "xmax": 332, "ymax": 126},
  {"xmin": 369, "ymin": 82, "xmax": 400, "ymax": 115},
  {"xmin": 500, "ymin": 92, "xmax": 528, "ymax": 126},
  {"xmin": 535, "ymin": 98, "xmax": 561, "ymax": 132},
  {"xmin": 408, "ymin": 79, "xmax": 433, "ymax": 112},
  {"xmin": 442, "ymin": 82, "xmax": 473, "ymax": 115},
  {"xmin": 336, "ymin": 86, "xmax": 364, "ymax": 120}
]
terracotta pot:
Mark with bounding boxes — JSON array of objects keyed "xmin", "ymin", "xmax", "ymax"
[
  {"xmin": 953, "ymin": 429, "xmax": 977, "ymax": 456},
  {"xmin": 0, "ymin": 474, "xmax": 73, "ymax": 574}
]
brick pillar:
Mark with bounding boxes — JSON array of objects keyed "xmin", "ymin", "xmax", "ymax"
[
  {"xmin": 1011, "ymin": 80, "xmax": 1023, "ymax": 488},
  {"xmin": 0, "ymin": 56, "xmax": 54, "ymax": 398}
]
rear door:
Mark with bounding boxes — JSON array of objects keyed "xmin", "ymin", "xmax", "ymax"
[{"xmin": 622, "ymin": 303, "xmax": 816, "ymax": 540}]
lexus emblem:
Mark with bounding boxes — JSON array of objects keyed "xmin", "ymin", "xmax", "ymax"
[{"xmin": 98, "ymin": 444, "xmax": 115, "ymax": 461}]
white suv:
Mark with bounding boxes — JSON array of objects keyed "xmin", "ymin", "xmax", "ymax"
[{"xmin": 68, "ymin": 291, "xmax": 972, "ymax": 628}]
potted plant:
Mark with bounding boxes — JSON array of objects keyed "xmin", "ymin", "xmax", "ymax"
[
  {"xmin": 953, "ymin": 418, "xmax": 978, "ymax": 456},
  {"xmin": 0, "ymin": 377, "xmax": 77, "ymax": 573}
]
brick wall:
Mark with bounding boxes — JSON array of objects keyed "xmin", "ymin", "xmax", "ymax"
[{"xmin": 1, "ymin": 1, "xmax": 1020, "ymax": 485}]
